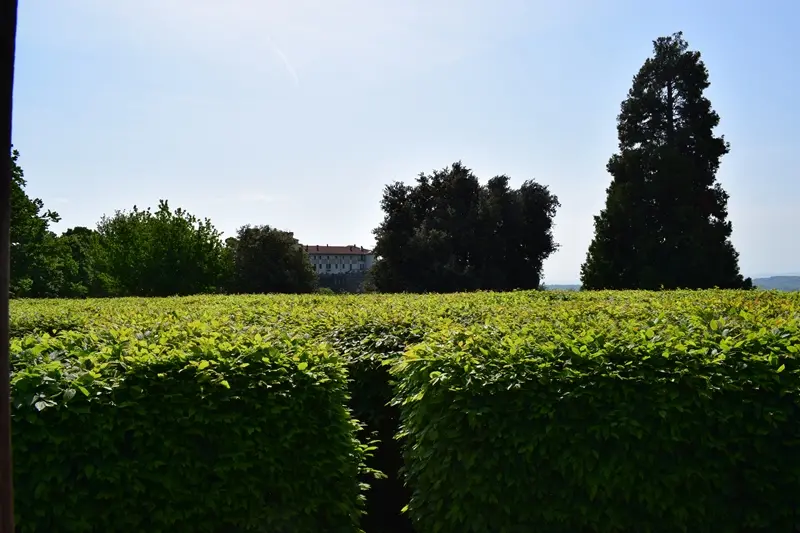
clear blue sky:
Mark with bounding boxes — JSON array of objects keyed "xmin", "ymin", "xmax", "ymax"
[{"xmin": 11, "ymin": 0, "xmax": 799, "ymax": 284}]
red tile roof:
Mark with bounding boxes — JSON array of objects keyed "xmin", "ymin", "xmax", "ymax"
[{"xmin": 304, "ymin": 245, "xmax": 372, "ymax": 255}]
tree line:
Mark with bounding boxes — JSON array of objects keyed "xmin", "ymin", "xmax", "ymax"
[
  {"xmin": 371, "ymin": 32, "xmax": 751, "ymax": 292},
  {"xmin": 10, "ymin": 32, "xmax": 752, "ymax": 298},
  {"xmin": 10, "ymin": 151, "xmax": 316, "ymax": 297}
]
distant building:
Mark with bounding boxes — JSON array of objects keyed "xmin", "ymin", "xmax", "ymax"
[{"xmin": 303, "ymin": 244, "xmax": 375, "ymax": 275}]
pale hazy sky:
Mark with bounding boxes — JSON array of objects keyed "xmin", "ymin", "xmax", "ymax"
[{"xmin": 11, "ymin": 0, "xmax": 799, "ymax": 283}]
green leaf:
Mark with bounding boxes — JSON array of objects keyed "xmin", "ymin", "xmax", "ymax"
[{"xmin": 297, "ymin": 362, "xmax": 308, "ymax": 371}]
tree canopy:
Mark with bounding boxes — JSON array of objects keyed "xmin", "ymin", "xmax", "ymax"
[
  {"xmin": 581, "ymin": 32, "xmax": 751, "ymax": 290},
  {"xmin": 57, "ymin": 226, "xmax": 114, "ymax": 297},
  {"xmin": 7, "ymin": 149, "xmax": 321, "ymax": 297},
  {"xmin": 228, "ymin": 225, "xmax": 317, "ymax": 294},
  {"xmin": 371, "ymin": 161, "xmax": 560, "ymax": 293},
  {"xmin": 96, "ymin": 200, "xmax": 231, "ymax": 296},
  {"xmin": 9, "ymin": 31, "xmax": 766, "ymax": 299},
  {"xmin": 9, "ymin": 148, "xmax": 66, "ymax": 297}
]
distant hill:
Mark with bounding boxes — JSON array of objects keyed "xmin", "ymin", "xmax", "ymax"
[
  {"xmin": 752, "ymin": 276, "xmax": 800, "ymax": 292},
  {"xmin": 544, "ymin": 284, "xmax": 581, "ymax": 291},
  {"xmin": 543, "ymin": 276, "xmax": 800, "ymax": 292}
]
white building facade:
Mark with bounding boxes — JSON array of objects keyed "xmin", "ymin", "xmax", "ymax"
[{"xmin": 304, "ymin": 245, "xmax": 375, "ymax": 275}]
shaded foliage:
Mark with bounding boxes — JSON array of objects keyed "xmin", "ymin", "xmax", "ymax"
[
  {"xmin": 371, "ymin": 161, "xmax": 559, "ymax": 293},
  {"xmin": 57, "ymin": 227, "xmax": 116, "ymax": 297},
  {"xmin": 9, "ymin": 148, "xmax": 66, "ymax": 297},
  {"xmin": 228, "ymin": 225, "xmax": 317, "ymax": 294},
  {"xmin": 318, "ymin": 271, "xmax": 367, "ymax": 294}
]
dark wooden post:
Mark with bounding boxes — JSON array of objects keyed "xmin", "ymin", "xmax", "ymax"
[{"xmin": 0, "ymin": 0, "xmax": 18, "ymax": 531}]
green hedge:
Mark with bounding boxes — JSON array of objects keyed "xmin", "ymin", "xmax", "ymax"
[
  {"xmin": 11, "ymin": 318, "xmax": 366, "ymax": 533},
  {"xmin": 330, "ymin": 320, "xmax": 424, "ymax": 533},
  {"xmin": 10, "ymin": 291, "xmax": 800, "ymax": 533},
  {"xmin": 393, "ymin": 292, "xmax": 800, "ymax": 532},
  {"xmin": 325, "ymin": 296, "xmax": 500, "ymax": 533}
]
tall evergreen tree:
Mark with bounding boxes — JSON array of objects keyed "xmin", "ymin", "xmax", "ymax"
[{"xmin": 581, "ymin": 32, "xmax": 751, "ymax": 290}]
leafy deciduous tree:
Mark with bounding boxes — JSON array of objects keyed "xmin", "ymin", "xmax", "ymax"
[
  {"xmin": 57, "ymin": 227, "xmax": 116, "ymax": 297},
  {"xmin": 228, "ymin": 225, "xmax": 317, "ymax": 294},
  {"xmin": 97, "ymin": 200, "xmax": 230, "ymax": 296},
  {"xmin": 9, "ymin": 148, "xmax": 67, "ymax": 297},
  {"xmin": 372, "ymin": 161, "xmax": 559, "ymax": 293}
]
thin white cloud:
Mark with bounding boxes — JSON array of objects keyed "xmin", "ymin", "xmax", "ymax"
[
  {"xmin": 264, "ymin": 34, "xmax": 300, "ymax": 86},
  {"xmin": 69, "ymin": 0, "xmax": 591, "ymax": 83}
]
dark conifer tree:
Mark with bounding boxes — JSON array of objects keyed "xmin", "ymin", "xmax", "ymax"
[{"xmin": 581, "ymin": 32, "xmax": 751, "ymax": 290}]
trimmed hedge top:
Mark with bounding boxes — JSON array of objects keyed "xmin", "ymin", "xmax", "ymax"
[
  {"xmin": 10, "ymin": 290, "xmax": 800, "ymax": 532},
  {"xmin": 11, "ymin": 304, "xmax": 367, "ymax": 533},
  {"xmin": 394, "ymin": 290, "xmax": 800, "ymax": 532}
]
